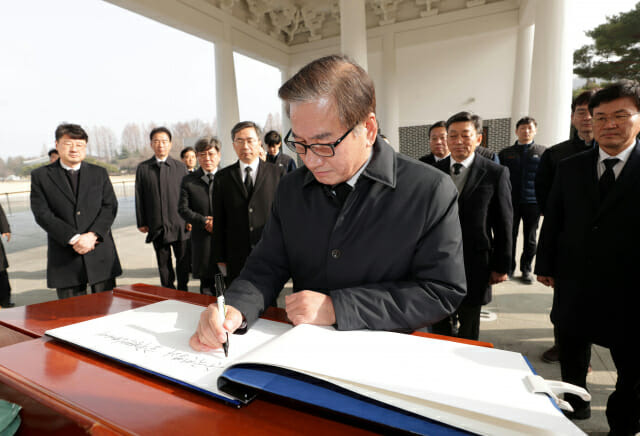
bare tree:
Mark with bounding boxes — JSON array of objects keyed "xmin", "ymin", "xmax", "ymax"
[
  {"xmin": 121, "ymin": 123, "xmax": 145, "ymax": 155},
  {"xmin": 263, "ymin": 112, "xmax": 282, "ymax": 135},
  {"xmin": 99, "ymin": 126, "xmax": 118, "ymax": 159}
]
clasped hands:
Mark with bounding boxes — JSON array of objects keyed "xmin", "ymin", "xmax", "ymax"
[
  {"xmin": 189, "ymin": 290, "xmax": 335, "ymax": 351},
  {"xmin": 204, "ymin": 216, "xmax": 213, "ymax": 233},
  {"xmin": 73, "ymin": 232, "xmax": 98, "ymax": 255}
]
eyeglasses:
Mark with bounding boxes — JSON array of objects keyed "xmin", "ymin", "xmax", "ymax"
[
  {"xmin": 593, "ymin": 112, "xmax": 640, "ymax": 126},
  {"xmin": 151, "ymin": 140, "xmax": 170, "ymax": 145},
  {"xmin": 233, "ymin": 138, "xmax": 258, "ymax": 146},
  {"xmin": 284, "ymin": 126, "xmax": 355, "ymax": 157},
  {"xmin": 197, "ymin": 150, "xmax": 219, "ymax": 159},
  {"xmin": 59, "ymin": 140, "xmax": 86, "ymax": 148}
]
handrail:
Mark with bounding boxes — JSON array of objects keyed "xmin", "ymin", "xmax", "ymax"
[{"xmin": 0, "ymin": 179, "xmax": 136, "ymax": 216}]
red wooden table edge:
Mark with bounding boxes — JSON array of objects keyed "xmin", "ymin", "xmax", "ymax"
[{"xmin": 0, "ymin": 359, "xmax": 133, "ymax": 435}]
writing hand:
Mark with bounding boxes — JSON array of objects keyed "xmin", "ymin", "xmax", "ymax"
[
  {"xmin": 189, "ymin": 303, "xmax": 243, "ymax": 352},
  {"xmin": 138, "ymin": 226, "xmax": 149, "ymax": 233},
  {"xmin": 285, "ymin": 290, "xmax": 336, "ymax": 326}
]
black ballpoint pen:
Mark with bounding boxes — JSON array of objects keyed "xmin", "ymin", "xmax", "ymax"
[{"xmin": 215, "ymin": 273, "xmax": 229, "ymax": 357}]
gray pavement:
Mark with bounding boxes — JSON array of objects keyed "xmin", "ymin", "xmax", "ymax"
[{"xmin": 2, "ymin": 219, "xmax": 615, "ymax": 435}]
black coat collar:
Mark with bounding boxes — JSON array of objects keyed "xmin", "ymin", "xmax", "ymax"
[{"xmin": 303, "ymin": 135, "xmax": 396, "ymax": 189}]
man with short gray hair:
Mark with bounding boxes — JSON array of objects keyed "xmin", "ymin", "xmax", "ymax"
[
  {"xmin": 212, "ymin": 121, "xmax": 284, "ymax": 286},
  {"xmin": 179, "ymin": 136, "xmax": 221, "ymax": 295},
  {"xmin": 191, "ymin": 55, "xmax": 466, "ymax": 351}
]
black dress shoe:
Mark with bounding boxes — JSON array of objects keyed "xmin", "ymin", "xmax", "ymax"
[
  {"xmin": 0, "ymin": 302, "xmax": 15, "ymax": 308},
  {"xmin": 562, "ymin": 404, "xmax": 591, "ymax": 420},
  {"xmin": 541, "ymin": 344, "xmax": 560, "ymax": 363},
  {"xmin": 521, "ymin": 271, "xmax": 534, "ymax": 284}
]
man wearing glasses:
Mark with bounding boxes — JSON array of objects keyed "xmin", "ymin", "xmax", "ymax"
[
  {"xmin": 135, "ymin": 127, "xmax": 189, "ymax": 291},
  {"xmin": 179, "ymin": 137, "xmax": 221, "ymax": 295},
  {"xmin": 31, "ymin": 123, "xmax": 122, "ymax": 300},
  {"xmin": 534, "ymin": 89, "xmax": 599, "ymax": 366},
  {"xmin": 212, "ymin": 121, "xmax": 285, "ymax": 286},
  {"xmin": 536, "ymin": 80, "xmax": 640, "ymax": 432},
  {"xmin": 190, "ymin": 55, "xmax": 466, "ymax": 350}
]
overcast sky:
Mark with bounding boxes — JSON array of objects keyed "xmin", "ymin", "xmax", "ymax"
[{"xmin": 0, "ymin": 0, "xmax": 637, "ymax": 159}]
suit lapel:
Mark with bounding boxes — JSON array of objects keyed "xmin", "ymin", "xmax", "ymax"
[
  {"xmin": 47, "ymin": 163, "xmax": 76, "ymax": 204},
  {"xmin": 229, "ymin": 162, "xmax": 247, "ymax": 199},
  {"xmin": 196, "ymin": 168, "xmax": 214, "ymax": 213},
  {"xmin": 197, "ymin": 168, "xmax": 209, "ymax": 186},
  {"xmin": 595, "ymin": 141, "xmax": 640, "ymax": 219},
  {"xmin": 75, "ymin": 164, "xmax": 92, "ymax": 207},
  {"xmin": 459, "ymin": 156, "xmax": 486, "ymax": 204},
  {"xmin": 253, "ymin": 160, "xmax": 268, "ymax": 196}
]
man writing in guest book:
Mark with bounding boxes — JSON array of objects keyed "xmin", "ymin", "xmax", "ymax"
[{"xmin": 190, "ymin": 55, "xmax": 467, "ymax": 351}]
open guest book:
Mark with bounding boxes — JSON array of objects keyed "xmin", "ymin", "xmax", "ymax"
[{"xmin": 45, "ymin": 299, "xmax": 588, "ymax": 436}]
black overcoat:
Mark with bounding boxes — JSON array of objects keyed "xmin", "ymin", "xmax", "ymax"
[
  {"xmin": 135, "ymin": 156, "xmax": 188, "ymax": 244},
  {"xmin": 212, "ymin": 160, "xmax": 284, "ymax": 283},
  {"xmin": 178, "ymin": 168, "xmax": 216, "ymax": 279},
  {"xmin": 30, "ymin": 161, "xmax": 122, "ymax": 288},
  {"xmin": 435, "ymin": 155, "xmax": 513, "ymax": 305},
  {"xmin": 534, "ymin": 136, "xmax": 594, "ymax": 213},
  {"xmin": 535, "ymin": 141, "xmax": 640, "ymax": 347},
  {"xmin": 0, "ymin": 204, "xmax": 10, "ymax": 272},
  {"xmin": 225, "ymin": 137, "xmax": 467, "ymax": 331}
]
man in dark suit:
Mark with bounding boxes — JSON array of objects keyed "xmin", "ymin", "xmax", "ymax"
[
  {"xmin": 499, "ymin": 117, "xmax": 546, "ymax": 284},
  {"xmin": 264, "ymin": 130, "xmax": 297, "ymax": 173},
  {"xmin": 0, "ymin": 205, "xmax": 13, "ymax": 307},
  {"xmin": 419, "ymin": 121, "xmax": 449, "ymax": 165},
  {"xmin": 48, "ymin": 148, "xmax": 59, "ymax": 163},
  {"xmin": 534, "ymin": 89, "xmax": 598, "ymax": 364},
  {"xmin": 434, "ymin": 112, "xmax": 512, "ymax": 340},
  {"xmin": 135, "ymin": 127, "xmax": 189, "ymax": 291},
  {"xmin": 180, "ymin": 146, "xmax": 197, "ymax": 173},
  {"xmin": 179, "ymin": 137, "xmax": 221, "ymax": 295},
  {"xmin": 535, "ymin": 81, "xmax": 640, "ymax": 433},
  {"xmin": 190, "ymin": 55, "xmax": 466, "ymax": 352},
  {"xmin": 535, "ymin": 89, "xmax": 598, "ymax": 214},
  {"xmin": 213, "ymin": 121, "xmax": 285, "ymax": 285},
  {"xmin": 31, "ymin": 124, "xmax": 122, "ymax": 299}
]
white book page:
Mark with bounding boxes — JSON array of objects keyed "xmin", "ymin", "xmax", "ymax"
[
  {"xmin": 234, "ymin": 325, "xmax": 584, "ymax": 436},
  {"xmin": 45, "ymin": 300, "xmax": 292, "ymax": 402}
]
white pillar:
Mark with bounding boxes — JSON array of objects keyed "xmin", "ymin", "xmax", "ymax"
[
  {"xmin": 510, "ymin": 23, "xmax": 534, "ymax": 141},
  {"xmin": 280, "ymin": 68, "xmax": 295, "ymax": 160},
  {"xmin": 381, "ymin": 33, "xmax": 400, "ymax": 151},
  {"xmin": 215, "ymin": 23, "xmax": 240, "ymax": 167},
  {"xmin": 528, "ymin": 0, "xmax": 573, "ymax": 146},
  {"xmin": 340, "ymin": 0, "xmax": 368, "ymax": 71}
]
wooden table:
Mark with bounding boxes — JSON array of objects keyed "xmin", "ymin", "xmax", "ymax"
[
  {"xmin": 0, "ymin": 284, "xmax": 490, "ymax": 435},
  {"xmin": 0, "ymin": 285, "xmax": 386, "ymax": 435}
]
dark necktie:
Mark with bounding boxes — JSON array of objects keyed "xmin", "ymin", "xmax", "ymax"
[
  {"xmin": 244, "ymin": 166, "xmax": 254, "ymax": 197},
  {"xmin": 333, "ymin": 182, "xmax": 352, "ymax": 206},
  {"xmin": 599, "ymin": 158, "xmax": 619, "ymax": 200},
  {"xmin": 208, "ymin": 173, "xmax": 214, "ymax": 185},
  {"xmin": 66, "ymin": 169, "xmax": 78, "ymax": 196},
  {"xmin": 452, "ymin": 163, "xmax": 463, "ymax": 176}
]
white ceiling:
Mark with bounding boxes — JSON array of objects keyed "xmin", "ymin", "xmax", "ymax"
[{"xmin": 206, "ymin": 0, "xmax": 507, "ymax": 45}]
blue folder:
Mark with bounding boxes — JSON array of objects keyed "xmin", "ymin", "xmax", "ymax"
[{"xmin": 219, "ymin": 364, "xmax": 475, "ymax": 435}]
